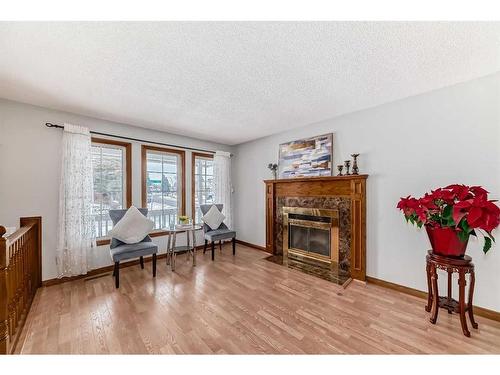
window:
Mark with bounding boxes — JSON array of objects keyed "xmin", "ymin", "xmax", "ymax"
[
  {"xmin": 91, "ymin": 138, "xmax": 131, "ymax": 238},
  {"xmin": 142, "ymin": 145, "xmax": 185, "ymax": 230},
  {"xmin": 192, "ymin": 153, "xmax": 215, "ymax": 223}
]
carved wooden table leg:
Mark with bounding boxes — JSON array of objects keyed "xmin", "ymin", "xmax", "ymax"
[
  {"xmin": 458, "ymin": 270, "xmax": 470, "ymax": 337},
  {"xmin": 425, "ymin": 259, "xmax": 432, "ymax": 312},
  {"xmin": 447, "ymin": 269, "xmax": 453, "ymax": 314},
  {"xmin": 468, "ymin": 269, "xmax": 478, "ymax": 329},
  {"xmin": 430, "ymin": 263, "xmax": 439, "ymax": 324}
]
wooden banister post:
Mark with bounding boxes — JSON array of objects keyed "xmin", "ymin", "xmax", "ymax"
[
  {"xmin": 0, "ymin": 226, "xmax": 8, "ymax": 354},
  {"xmin": 19, "ymin": 217, "xmax": 42, "ymax": 289}
]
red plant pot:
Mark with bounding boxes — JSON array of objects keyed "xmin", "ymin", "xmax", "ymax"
[{"xmin": 425, "ymin": 226, "xmax": 469, "ymax": 257}]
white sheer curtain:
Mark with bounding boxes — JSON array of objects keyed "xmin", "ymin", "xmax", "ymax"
[
  {"xmin": 56, "ymin": 123, "xmax": 96, "ymax": 277},
  {"xmin": 213, "ymin": 151, "xmax": 233, "ymax": 229}
]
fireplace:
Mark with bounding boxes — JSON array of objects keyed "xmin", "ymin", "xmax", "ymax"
[
  {"xmin": 283, "ymin": 207, "xmax": 339, "ymax": 265},
  {"xmin": 264, "ymin": 175, "xmax": 367, "ymax": 282}
]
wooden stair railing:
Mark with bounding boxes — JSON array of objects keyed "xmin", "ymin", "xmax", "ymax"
[{"xmin": 0, "ymin": 217, "xmax": 42, "ymax": 354}]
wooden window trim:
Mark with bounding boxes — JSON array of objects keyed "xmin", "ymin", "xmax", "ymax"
[
  {"xmin": 141, "ymin": 145, "xmax": 186, "ymax": 223},
  {"xmin": 191, "ymin": 152, "xmax": 214, "ymax": 220},
  {"xmin": 92, "ymin": 137, "xmax": 132, "ymax": 246},
  {"xmin": 97, "ymin": 230, "xmax": 173, "ymax": 246},
  {"xmin": 96, "ymin": 238, "xmax": 111, "ymax": 246}
]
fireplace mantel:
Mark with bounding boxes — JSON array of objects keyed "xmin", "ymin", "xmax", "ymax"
[{"xmin": 264, "ymin": 175, "xmax": 368, "ymax": 281}]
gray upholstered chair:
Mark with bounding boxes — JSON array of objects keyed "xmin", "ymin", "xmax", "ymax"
[
  {"xmin": 109, "ymin": 208, "xmax": 157, "ymax": 288},
  {"xmin": 200, "ymin": 204, "xmax": 236, "ymax": 261}
]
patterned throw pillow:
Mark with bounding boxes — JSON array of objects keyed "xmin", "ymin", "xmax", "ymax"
[
  {"xmin": 201, "ymin": 205, "xmax": 226, "ymax": 230},
  {"xmin": 108, "ymin": 206, "xmax": 154, "ymax": 244}
]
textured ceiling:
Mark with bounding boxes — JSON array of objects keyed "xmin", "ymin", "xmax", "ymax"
[{"xmin": 0, "ymin": 22, "xmax": 499, "ymax": 145}]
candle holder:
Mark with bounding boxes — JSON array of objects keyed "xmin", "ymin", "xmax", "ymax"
[
  {"xmin": 336, "ymin": 165, "xmax": 344, "ymax": 176},
  {"xmin": 351, "ymin": 153, "xmax": 360, "ymax": 175},
  {"xmin": 344, "ymin": 160, "xmax": 351, "ymax": 175},
  {"xmin": 267, "ymin": 163, "xmax": 278, "ymax": 179}
]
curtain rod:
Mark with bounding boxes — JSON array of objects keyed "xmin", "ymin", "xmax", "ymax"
[{"xmin": 45, "ymin": 122, "xmax": 217, "ymax": 154}]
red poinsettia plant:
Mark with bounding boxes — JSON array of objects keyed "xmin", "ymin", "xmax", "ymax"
[{"xmin": 397, "ymin": 184, "xmax": 500, "ymax": 253}]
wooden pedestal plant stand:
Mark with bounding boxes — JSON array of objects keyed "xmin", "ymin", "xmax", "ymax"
[{"xmin": 425, "ymin": 251, "xmax": 478, "ymax": 337}]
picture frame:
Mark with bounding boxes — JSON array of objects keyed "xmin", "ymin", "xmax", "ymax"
[{"xmin": 278, "ymin": 133, "xmax": 333, "ymax": 179}]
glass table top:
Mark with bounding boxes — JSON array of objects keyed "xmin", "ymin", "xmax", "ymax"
[{"xmin": 167, "ymin": 224, "xmax": 203, "ymax": 232}]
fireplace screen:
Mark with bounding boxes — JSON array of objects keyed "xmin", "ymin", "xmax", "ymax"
[
  {"xmin": 283, "ymin": 206, "xmax": 339, "ymax": 264},
  {"xmin": 289, "ymin": 225, "xmax": 331, "ymax": 257}
]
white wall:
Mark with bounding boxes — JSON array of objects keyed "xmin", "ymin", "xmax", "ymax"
[
  {"xmin": 1, "ymin": 74, "xmax": 499, "ymax": 311},
  {"xmin": 0, "ymin": 99, "xmax": 234, "ymax": 280},
  {"xmin": 233, "ymin": 73, "xmax": 500, "ymax": 311}
]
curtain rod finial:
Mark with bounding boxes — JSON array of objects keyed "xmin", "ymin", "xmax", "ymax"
[{"xmin": 46, "ymin": 122, "xmax": 64, "ymax": 129}]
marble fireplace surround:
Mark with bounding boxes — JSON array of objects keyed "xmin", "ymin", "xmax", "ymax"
[{"xmin": 264, "ymin": 175, "xmax": 367, "ymax": 281}]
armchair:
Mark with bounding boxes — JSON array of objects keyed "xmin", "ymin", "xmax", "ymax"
[
  {"xmin": 200, "ymin": 204, "xmax": 236, "ymax": 261},
  {"xmin": 108, "ymin": 208, "xmax": 157, "ymax": 288}
]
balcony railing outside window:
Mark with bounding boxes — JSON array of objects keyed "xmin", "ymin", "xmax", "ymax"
[
  {"xmin": 144, "ymin": 149, "xmax": 182, "ymax": 230},
  {"xmin": 194, "ymin": 155, "xmax": 214, "ymax": 223},
  {"xmin": 92, "ymin": 143, "xmax": 126, "ymax": 238}
]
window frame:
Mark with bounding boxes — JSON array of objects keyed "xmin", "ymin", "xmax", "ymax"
[
  {"xmin": 141, "ymin": 145, "xmax": 186, "ymax": 234},
  {"xmin": 91, "ymin": 137, "xmax": 132, "ymax": 245},
  {"xmin": 191, "ymin": 152, "xmax": 215, "ymax": 222}
]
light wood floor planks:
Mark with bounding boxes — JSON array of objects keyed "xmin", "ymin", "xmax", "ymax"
[{"xmin": 17, "ymin": 244, "xmax": 500, "ymax": 354}]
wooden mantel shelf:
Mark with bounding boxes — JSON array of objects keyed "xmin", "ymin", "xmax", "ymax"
[
  {"xmin": 264, "ymin": 174, "xmax": 368, "ymax": 184},
  {"xmin": 264, "ymin": 174, "xmax": 368, "ymax": 281}
]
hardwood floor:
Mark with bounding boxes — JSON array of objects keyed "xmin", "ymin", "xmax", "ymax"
[{"xmin": 17, "ymin": 244, "xmax": 500, "ymax": 354}]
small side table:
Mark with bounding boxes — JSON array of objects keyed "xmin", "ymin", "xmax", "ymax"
[
  {"xmin": 167, "ymin": 224, "xmax": 203, "ymax": 271},
  {"xmin": 425, "ymin": 250, "xmax": 478, "ymax": 337}
]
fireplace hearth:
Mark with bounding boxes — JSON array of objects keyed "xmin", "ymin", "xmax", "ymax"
[{"xmin": 266, "ymin": 206, "xmax": 348, "ymax": 285}]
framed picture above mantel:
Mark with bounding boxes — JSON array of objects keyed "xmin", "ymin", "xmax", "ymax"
[{"xmin": 278, "ymin": 133, "xmax": 333, "ymax": 179}]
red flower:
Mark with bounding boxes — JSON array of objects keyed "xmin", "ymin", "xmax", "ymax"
[
  {"xmin": 445, "ymin": 184, "xmax": 473, "ymax": 201},
  {"xmin": 431, "ymin": 187, "xmax": 456, "ymax": 203},
  {"xmin": 397, "ymin": 196, "xmax": 419, "ymax": 213},
  {"xmin": 467, "ymin": 196, "xmax": 500, "ymax": 232},
  {"xmin": 470, "ymin": 185, "xmax": 489, "ymax": 199},
  {"xmin": 452, "ymin": 199, "xmax": 473, "ymax": 224},
  {"xmin": 398, "ymin": 184, "xmax": 499, "ymax": 253},
  {"xmin": 419, "ymin": 193, "xmax": 438, "ymax": 209}
]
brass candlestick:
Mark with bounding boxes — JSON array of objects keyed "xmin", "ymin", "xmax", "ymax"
[
  {"xmin": 344, "ymin": 160, "xmax": 351, "ymax": 175},
  {"xmin": 351, "ymin": 153, "xmax": 360, "ymax": 175},
  {"xmin": 337, "ymin": 165, "xmax": 344, "ymax": 176}
]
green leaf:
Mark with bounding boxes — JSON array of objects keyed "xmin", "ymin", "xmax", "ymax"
[
  {"xmin": 457, "ymin": 229, "xmax": 469, "ymax": 243},
  {"xmin": 487, "ymin": 231, "xmax": 495, "ymax": 242},
  {"xmin": 439, "ymin": 205, "xmax": 455, "ymax": 227},
  {"xmin": 460, "ymin": 219, "xmax": 472, "ymax": 234},
  {"xmin": 442, "ymin": 205, "xmax": 454, "ymax": 221},
  {"xmin": 483, "ymin": 237, "xmax": 492, "ymax": 254}
]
